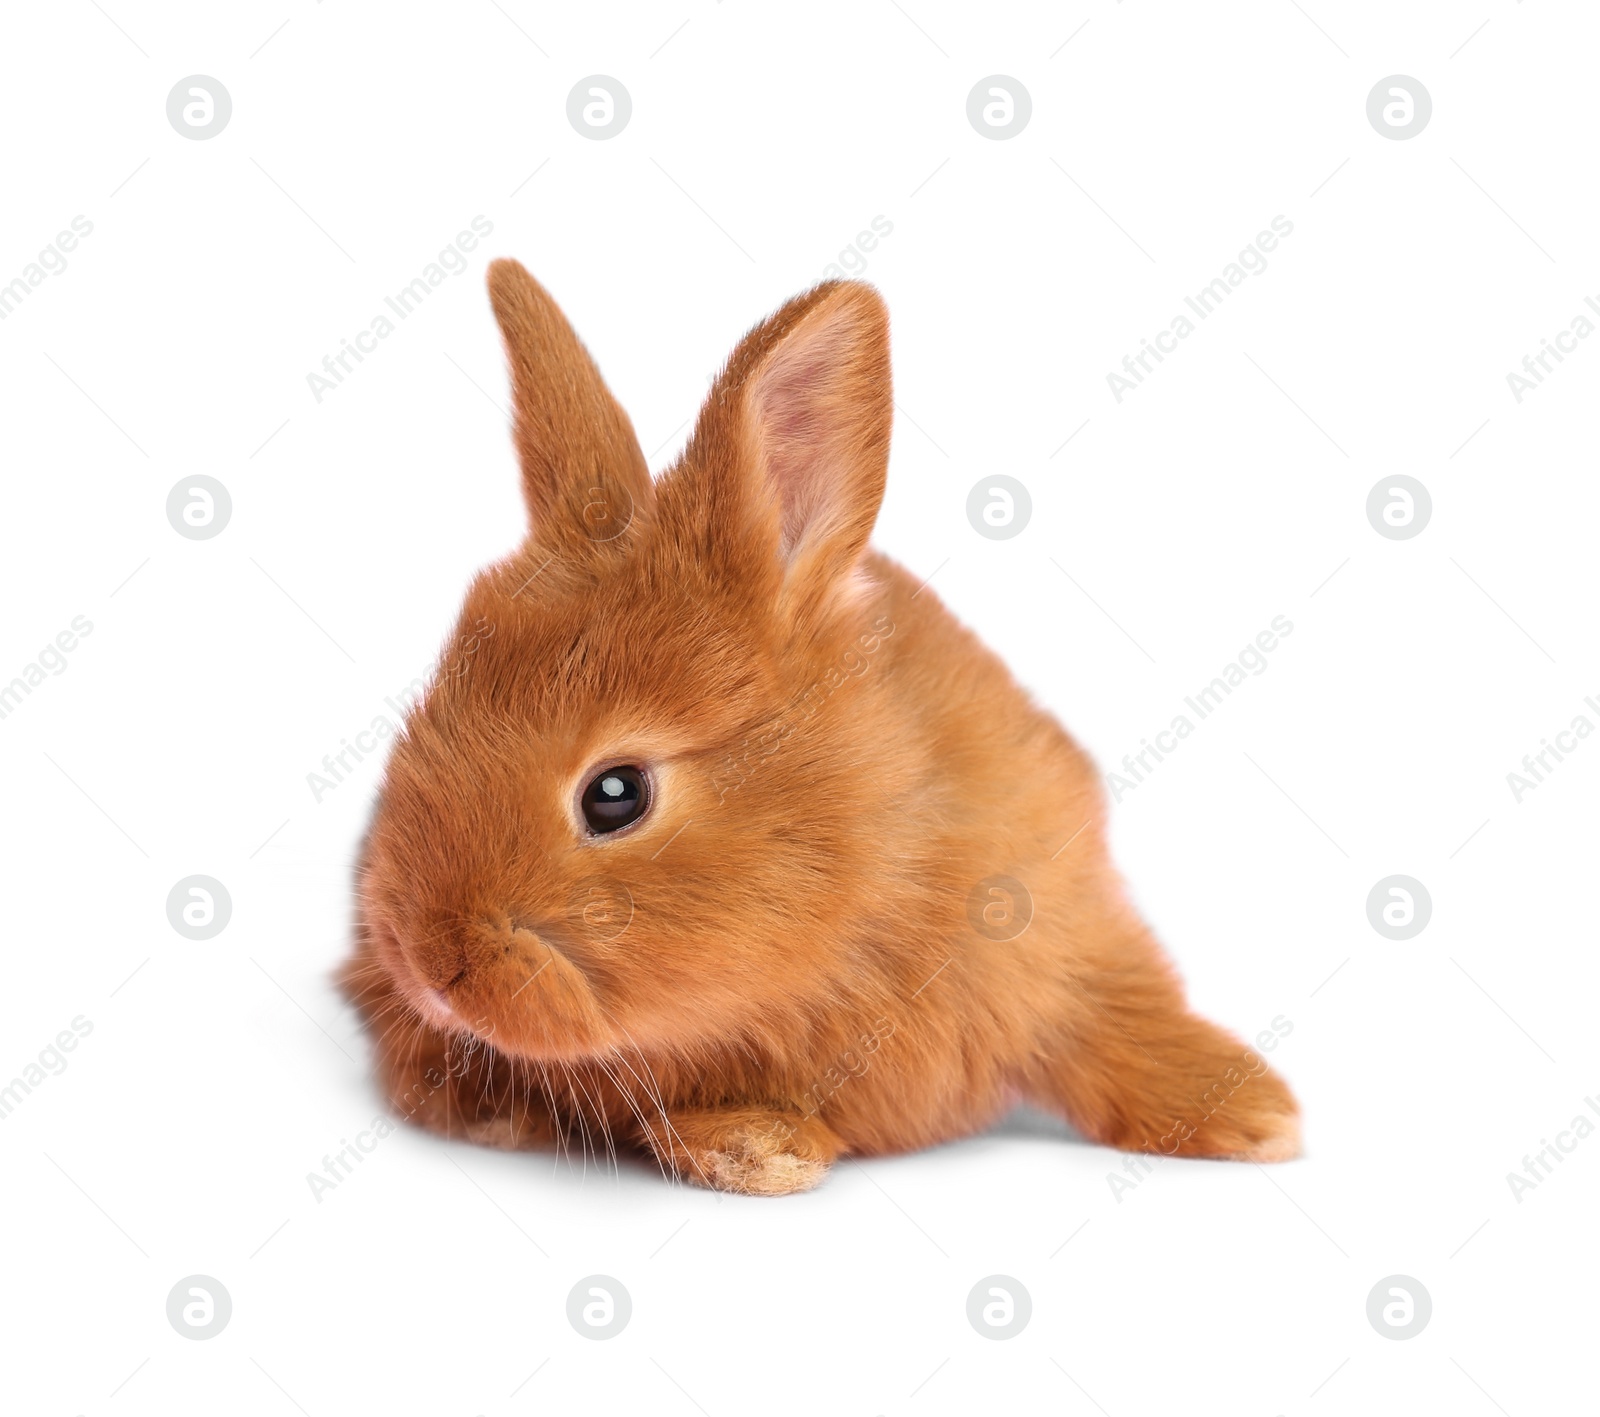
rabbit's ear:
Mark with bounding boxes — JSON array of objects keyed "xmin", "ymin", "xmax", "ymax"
[
  {"xmin": 487, "ymin": 259, "xmax": 650, "ymax": 553},
  {"xmin": 689, "ymin": 281, "xmax": 891, "ymax": 604}
]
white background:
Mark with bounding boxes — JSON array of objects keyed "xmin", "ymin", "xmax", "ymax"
[{"xmin": 2, "ymin": 2, "xmax": 1596, "ymax": 1413}]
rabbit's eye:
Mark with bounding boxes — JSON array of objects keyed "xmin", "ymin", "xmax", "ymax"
[{"xmin": 580, "ymin": 765, "xmax": 650, "ymax": 834}]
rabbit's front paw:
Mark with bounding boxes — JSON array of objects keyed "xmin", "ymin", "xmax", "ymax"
[{"xmin": 652, "ymin": 1108, "xmax": 841, "ymax": 1196}]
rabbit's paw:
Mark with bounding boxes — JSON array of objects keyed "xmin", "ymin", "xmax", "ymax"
[
  {"xmin": 1035, "ymin": 1004, "xmax": 1303, "ymax": 1163},
  {"xmin": 652, "ymin": 1108, "xmax": 842, "ymax": 1196},
  {"xmin": 1192, "ymin": 1074, "xmax": 1301, "ymax": 1162},
  {"xmin": 1124, "ymin": 1039, "xmax": 1302, "ymax": 1163}
]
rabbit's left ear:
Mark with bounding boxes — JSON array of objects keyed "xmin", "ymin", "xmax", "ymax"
[
  {"xmin": 687, "ymin": 281, "xmax": 892, "ymax": 606},
  {"xmin": 487, "ymin": 259, "xmax": 650, "ymax": 554}
]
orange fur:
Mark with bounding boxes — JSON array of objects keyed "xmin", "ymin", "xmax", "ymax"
[{"xmin": 342, "ymin": 262, "xmax": 1300, "ymax": 1195}]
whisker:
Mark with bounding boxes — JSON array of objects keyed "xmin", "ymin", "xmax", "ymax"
[{"xmin": 594, "ymin": 1049, "xmax": 671, "ymax": 1183}]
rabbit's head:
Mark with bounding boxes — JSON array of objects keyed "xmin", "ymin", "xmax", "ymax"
[{"xmin": 360, "ymin": 261, "xmax": 903, "ymax": 1062}]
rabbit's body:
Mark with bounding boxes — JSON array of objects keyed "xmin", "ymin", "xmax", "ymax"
[{"xmin": 343, "ymin": 265, "xmax": 1298, "ymax": 1194}]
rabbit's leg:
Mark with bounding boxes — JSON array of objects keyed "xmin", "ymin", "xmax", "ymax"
[
  {"xmin": 643, "ymin": 1106, "xmax": 843, "ymax": 1195},
  {"xmin": 1026, "ymin": 927, "xmax": 1300, "ymax": 1162}
]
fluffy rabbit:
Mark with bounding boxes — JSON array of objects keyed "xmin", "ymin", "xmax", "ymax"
[{"xmin": 342, "ymin": 261, "xmax": 1299, "ymax": 1195}]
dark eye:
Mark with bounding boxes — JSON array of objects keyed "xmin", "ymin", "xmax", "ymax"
[{"xmin": 580, "ymin": 765, "xmax": 650, "ymax": 834}]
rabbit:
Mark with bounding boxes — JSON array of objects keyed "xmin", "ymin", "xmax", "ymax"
[{"xmin": 341, "ymin": 259, "xmax": 1300, "ymax": 1196}]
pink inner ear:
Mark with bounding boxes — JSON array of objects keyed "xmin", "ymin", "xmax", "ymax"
[{"xmin": 748, "ymin": 320, "xmax": 858, "ymax": 560}]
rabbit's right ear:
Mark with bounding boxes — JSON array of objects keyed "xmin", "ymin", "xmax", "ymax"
[
  {"xmin": 487, "ymin": 259, "xmax": 650, "ymax": 554},
  {"xmin": 676, "ymin": 281, "xmax": 892, "ymax": 618}
]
